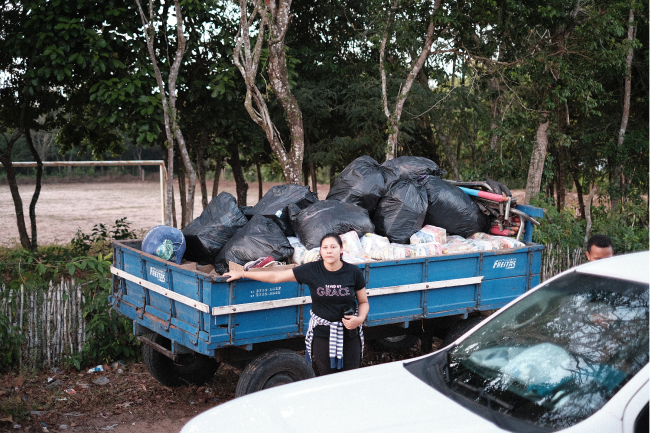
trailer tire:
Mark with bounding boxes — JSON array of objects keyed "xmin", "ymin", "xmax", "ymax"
[
  {"xmin": 443, "ymin": 316, "xmax": 487, "ymax": 347},
  {"xmin": 372, "ymin": 335, "xmax": 420, "ymax": 351},
  {"xmin": 142, "ymin": 333, "xmax": 219, "ymax": 387},
  {"xmin": 235, "ymin": 349, "xmax": 315, "ymax": 397}
]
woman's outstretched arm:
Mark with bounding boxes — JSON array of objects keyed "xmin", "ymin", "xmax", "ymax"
[{"xmin": 223, "ymin": 268, "xmax": 297, "ymax": 284}]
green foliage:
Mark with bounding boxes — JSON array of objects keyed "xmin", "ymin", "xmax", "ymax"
[
  {"xmin": 63, "ymin": 253, "xmax": 139, "ymax": 370},
  {"xmin": 591, "ymin": 197, "xmax": 650, "ymax": 254},
  {"xmin": 0, "ymin": 219, "xmax": 141, "ymax": 371},
  {"xmin": 70, "ymin": 217, "xmax": 138, "ymax": 256},
  {"xmin": 531, "ymin": 195, "xmax": 649, "ymax": 254},
  {"xmin": 0, "ymin": 313, "xmax": 26, "ymax": 371}
]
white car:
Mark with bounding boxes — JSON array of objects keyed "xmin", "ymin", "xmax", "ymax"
[{"xmin": 181, "ymin": 251, "xmax": 649, "ymax": 433}]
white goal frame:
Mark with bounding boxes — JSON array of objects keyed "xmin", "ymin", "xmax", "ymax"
[{"xmin": 0, "ymin": 160, "xmax": 167, "ymax": 224}]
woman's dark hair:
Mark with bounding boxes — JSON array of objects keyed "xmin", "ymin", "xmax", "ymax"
[
  {"xmin": 320, "ymin": 233, "xmax": 343, "ymax": 260},
  {"xmin": 320, "ymin": 233, "xmax": 343, "ymax": 248}
]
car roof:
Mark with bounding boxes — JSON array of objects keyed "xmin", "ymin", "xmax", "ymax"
[{"xmin": 576, "ymin": 251, "xmax": 649, "ymax": 284}]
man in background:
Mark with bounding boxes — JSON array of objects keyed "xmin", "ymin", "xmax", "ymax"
[{"xmin": 585, "ymin": 234, "xmax": 614, "ymax": 262}]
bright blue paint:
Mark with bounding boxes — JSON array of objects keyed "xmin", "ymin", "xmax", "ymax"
[{"xmin": 111, "ymin": 206, "xmax": 545, "ymax": 357}]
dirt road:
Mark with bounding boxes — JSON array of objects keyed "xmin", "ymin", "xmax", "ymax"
[{"xmin": 0, "ymin": 180, "xmax": 331, "ymax": 247}]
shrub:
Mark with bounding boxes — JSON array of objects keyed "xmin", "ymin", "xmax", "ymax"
[{"xmin": 0, "ymin": 218, "xmax": 140, "ymax": 372}]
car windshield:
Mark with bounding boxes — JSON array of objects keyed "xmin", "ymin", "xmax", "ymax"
[{"xmin": 446, "ymin": 272, "xmax": 648, "ymax": 431}]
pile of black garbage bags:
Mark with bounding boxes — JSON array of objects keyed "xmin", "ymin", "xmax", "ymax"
[{"xmin": 150, "ymin": 156, "xmax": 489, "ymax": 274}]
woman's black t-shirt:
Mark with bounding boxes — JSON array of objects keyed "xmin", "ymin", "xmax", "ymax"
[{"xmin": 293, "ymin": 261, "xmax": 366, "ymax": 337}]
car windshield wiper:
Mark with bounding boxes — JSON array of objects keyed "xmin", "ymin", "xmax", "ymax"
[{"xmin": 451, "ymin": 379, "xmax": 515, "ymax": 412}]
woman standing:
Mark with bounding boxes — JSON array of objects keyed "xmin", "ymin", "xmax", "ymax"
[{"xmin": 224, "ymin": 233, "xmax": 369, "ymax": 375}]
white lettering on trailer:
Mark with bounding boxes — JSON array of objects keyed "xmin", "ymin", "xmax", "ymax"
[
  {"xmin": 493, "ymin": 258, "xmax": 516, "ymax": 270},
  {"xmin": 250, "ymin": 286, "xmax": 282, "ymax": 298},
  {"xmin": 149, "ymin": 267, "xmax": 166, "ymax": 283}
]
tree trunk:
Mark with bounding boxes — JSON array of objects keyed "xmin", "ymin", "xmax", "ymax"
[
  {"xmin": 435, "ymin": 123, "xmax": 460, "ymax": 180},
  {"xmin": 489, "ymin": 77, "xmax": 501, "ymax": 151},
  {"xmin": 25, "ymin": 129, "xmax": 42, "ymax": 250},
  {"xmin": 310, "ymin": 162, "xmax": 318, "ymax": 195},
  {"xmin": 524, "ymin": 116, "xmax": 550, "ymax": 204},
  {"xmin": 329, "ymin": 165, "xmax": 336, "ymax": 188},
  {"xmin": 233, "ymin": 0, "xmax": 303, "ymax": 185},
  {"xmin": 212, "ymin": 156, "xmax": 222, "ymax": 199},
  {"xmin": 546, "ymin": 176, "xmax": 555, "ymax": 205},
  {"xmin": 197, "ymin": 136, "xmax": 208, "ymax": 210},
  {"xmin": 165, "ymin": 147, "xmax": 176, "ymax": 227},
  {"xmin": 569, "ymin": 162, "xmax": 585, "ymax": 220},
  {"xmin": 0, "ymin": 131, "xmax": 32, "ymax": 250},
  {"xmin": 583, "ymin": 184, "xmax": 598, "ymax": 248},
  {"xmin": 305, "ymin": 133, "xmax": 317, "ymax": 194},
  {"xmin": 556, "ymin": 146, "xmax": 566, "ymax": 212},
  {"xmin": 177, "ymin": 156, "xmax": 187, "ymax": 229},
  {"xmin": 171, "ymin": 181, "xmax": 177, "ymax": 229},
  {"xmin": 228, "ymin": 142, "xmax": 248, "ymax": 205},
  {"xmin": 256, "ymin": 160, "xmax": 263, "ymax": 201},
  {"xmin": 135, "ymin": 0, "xmax": 193, "ymax": 226},
  {"xmin": 611, "ymin": 8, "xmax": 635, "ymax": 210},
  {"xmin": 381, "ymin": 0, "xmax": 443, "ymax": 161}
]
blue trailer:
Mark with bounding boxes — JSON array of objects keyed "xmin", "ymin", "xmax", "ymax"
[{"xmin": 110, "ymin": 205, "xmax": 544, "ymax": 396}]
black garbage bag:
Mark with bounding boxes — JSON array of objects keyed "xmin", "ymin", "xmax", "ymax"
[
  {"xmin": 251, "ymin": 184, "xmax": 318, "ymax": 236},
  {"xmin": 182, "ymin": 192, "xmax": 249, "ymax": 264},
  {"xmin": 214, "ymin": 214, "xmax": 294, "ymax": 274},
  {"xmin": 422, "ymin": 176, "xmax": 490, "ymax": 237},
  {"xmin": 326, "ymin": 155, "xmax": 391, "ymax": 212},
  {"xmin": 382, "ymin": 156, "xmax": 446, "ymax": 188},
  {"xmin": 372, "ymin": 178, "xmax": 428, "ymax": 244},
  {"xmin": 289, "ymin": 201, "xmax": 375, "ymax": 250},
  {"xmin": 238, "ymin": 205, "xmax": 255, "ymax": 221}
]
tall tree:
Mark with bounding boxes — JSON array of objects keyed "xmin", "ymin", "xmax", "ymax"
[
  {"xmin": 611, "ymin": 7, "xmax": 636, "ymax": 209},
  {"xmin": 378, "ymin": 0, "xmax": 451, "ymax": 161},
  {"xmin": 233, "ymin": 0, "xmax": 304, "ymax": 184},
  {"xmin": 135, "ymin": 0, "xmax": 196, "ymax": 226}
]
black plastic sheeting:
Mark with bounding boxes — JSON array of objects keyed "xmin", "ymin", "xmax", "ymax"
[
  {"xmin": 214, "ymin": 214, "xmax": 294, "ymax": 274},
  {"xmin": 382, "ymin": 156, "xmax": 446, "ymax": 188},
  {"xmin": 372, "ymin": 178, "xmax": 428, "ymax": 244},
  {"xmin": 238, "ymin": 205, "xmax": 255, "ymax": 221},
  {"xmin": 251, "ymin": 184, "xmax": 318, "ymax": 236},
  {"xmin": 326, "ymin": 155, "xmax": 392, "ymax": 212},
  {"xmin": 422, "ymin": 176, "xmax": 490, "ymax": 237},
  {"xmin": 182, "ymin": 192, "xmax": 249, "ymax": 265},
  {"xmin": 289, "ymin": 201, "xmax": 375, "ymax": 250}
]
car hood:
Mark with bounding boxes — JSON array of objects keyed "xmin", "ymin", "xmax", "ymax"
[{"xmin": 181, "ymin": 360, "xmax": 508, "ymax": 433}]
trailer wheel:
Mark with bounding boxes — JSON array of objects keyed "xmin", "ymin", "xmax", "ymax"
[
  {"xmin": 443, "ymin": 316, "xmax": 487, "ymax": 347},
  {"xmin": 372, "ymin": 335, "xmax": 420, "ymax": 351},
  {"xmin": 235, "ymin": 349, "xmax": 315, "ymax": 397},
  {"xmin": 142, "ymin": 333, "xmax": 219, "ymax": 387}
]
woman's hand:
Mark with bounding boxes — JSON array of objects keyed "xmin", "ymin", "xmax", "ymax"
[
  {"xmin": 223, "ymin": 270, "xmax": 244, "ymax": 282},
  {"xmin": 342, "ymin": 315, "xmax": 364, "ymax": 329}
]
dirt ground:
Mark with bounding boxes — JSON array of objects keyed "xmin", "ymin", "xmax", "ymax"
[
  {"xmin": 0, "ymin": 341, "xmax": 439, "ymax": 432},
  {"xmin": 0, "ymin": 180, "xmax": 331, "ymax": 248}
]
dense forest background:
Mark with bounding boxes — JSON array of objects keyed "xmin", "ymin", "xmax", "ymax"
[{"xmin": 1, "ymin": 0, "xmax": 648, "ymax": 249}]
